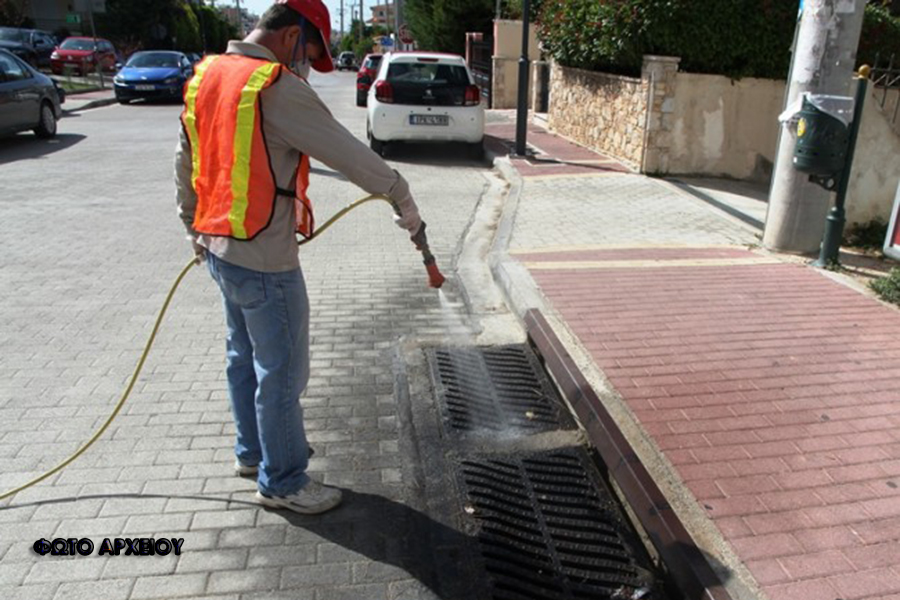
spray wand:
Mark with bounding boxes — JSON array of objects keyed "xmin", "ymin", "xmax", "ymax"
[{"xmin": 410, "ymin": 222, "xmax": 446, "ymax": 289}]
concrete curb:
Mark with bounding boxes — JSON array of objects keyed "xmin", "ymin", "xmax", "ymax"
[{"xmin": 63, "ymin": 97, "xmax": 117, "ymax": 114}]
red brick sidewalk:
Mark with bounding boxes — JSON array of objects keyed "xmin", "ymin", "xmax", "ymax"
[
  {"xmin": 485, "ymin": 121, "xmax": 631, "ymax": 178},
  {"xmin": 520, "ymin": 246, "xmax": 900, "ymax": 600}
]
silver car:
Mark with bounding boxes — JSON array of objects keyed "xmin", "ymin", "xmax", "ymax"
[{"xmin": 0, "ymin": 48, "xmax": 62, "ymax": 138}]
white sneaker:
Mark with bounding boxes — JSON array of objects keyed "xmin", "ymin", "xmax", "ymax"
[
  {"xmin": 255, "ymin": 480, "xmax": 343, "ymax": 515},
  {"xmin": 234, "ymin": 459, "xmax": 259, "ymax": 477}
]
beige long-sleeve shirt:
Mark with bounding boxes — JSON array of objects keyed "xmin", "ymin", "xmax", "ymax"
[{"xmin": 175, "ymin": 41, "xmax": 420, "ymax": 272}]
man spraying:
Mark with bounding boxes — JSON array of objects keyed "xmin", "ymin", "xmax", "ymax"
[{"xmin": 175, "ymin": 0, "xmax": 425, "ymax": 515}]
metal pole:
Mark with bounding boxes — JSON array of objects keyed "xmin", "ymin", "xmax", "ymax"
[
  {"xmin": 340, "ymin": 0, "xmax": 344, "ymax": 36},
  {"xmin": 359, "ymin": 0, "xmax": 364, "ymax": 45},
  {"xmin": 86, "ymin": 0, "xmax": 103, "ymax": 89},
  {"xmin": 813, "ymin": 66, "xmax": 870, "ymax": 268},
  {"xmin": 514, "ymin": 0, "xmax": 531, "ymax": 156}
]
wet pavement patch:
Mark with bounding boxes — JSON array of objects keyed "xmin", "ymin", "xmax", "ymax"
[{"xmin": 427, "ymin": 345, "xmax": 576, "ymax": 435}]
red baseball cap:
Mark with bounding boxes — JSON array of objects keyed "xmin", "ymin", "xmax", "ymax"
[{"xmin": 278, "ymin": 0, "xmax": 333, "ymax": 73}]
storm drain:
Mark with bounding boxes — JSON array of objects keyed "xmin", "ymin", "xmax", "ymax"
[
  {"xmin": 457, "ymin": 449, "xmax": 655, "ymax": 600},
  {"xmin": 428, "ymin": 345, "xmax": 576, "ymax": 434}
]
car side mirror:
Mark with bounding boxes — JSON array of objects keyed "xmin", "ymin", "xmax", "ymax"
[{"xmin": 115, "ymin": 62, "xmax": 122, "ymax": 70}]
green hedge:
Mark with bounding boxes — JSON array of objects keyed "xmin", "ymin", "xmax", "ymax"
[
  {"xmin": 859, "ymin": 2, "xmax": 900, "ymax": 68},
  {"xmin": 538, "ymin": 1, "xmax": 900, "ymax": 80}
]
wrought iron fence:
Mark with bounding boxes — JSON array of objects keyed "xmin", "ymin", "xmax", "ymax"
[
  {"xmin": 470, "ymin": 37, "xmax": 492, "ymax": 109},
  {"xmin": 870, "ymin": 53, "xmax": 900, "ymax": 125}
]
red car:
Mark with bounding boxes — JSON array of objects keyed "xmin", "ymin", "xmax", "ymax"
[
  {"xmin": 356, "ymin": 53, "xmax": 383, "ymax": 107},
  {"xmin": 51, "ymin": 36, "xmax": 118, "ymax": 76}
]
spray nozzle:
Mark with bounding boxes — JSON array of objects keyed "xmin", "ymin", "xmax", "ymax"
[{"xmin": 410, "ymin": 222, "xmax": 445, "ymax": 289}]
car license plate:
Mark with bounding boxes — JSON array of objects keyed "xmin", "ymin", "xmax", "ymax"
[
  {"xmin": 135, "ymin": 85, "xmax": 155, "ymax": 91},
  {"xmin": 410, "ymin": 114, "xmax": 448, "ymax": 126}
]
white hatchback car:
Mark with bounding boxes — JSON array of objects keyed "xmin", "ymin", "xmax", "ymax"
[{"xmin": 366, "ymin": 51, "xmax": 485, "ymax": 158}]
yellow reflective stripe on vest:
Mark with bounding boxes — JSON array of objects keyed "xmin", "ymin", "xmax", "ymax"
[
  {"xmin": 229, "ymin": 62, "xmax": 280, "ymax": 239},
  {"xmin": 183, "ymin": 55, "xmax": 218, "ymax": 192}
]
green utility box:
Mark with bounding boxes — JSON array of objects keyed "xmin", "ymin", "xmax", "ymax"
[{"xmin": 792, "ymin": 96, "xmax": 850, "ymax": 176}]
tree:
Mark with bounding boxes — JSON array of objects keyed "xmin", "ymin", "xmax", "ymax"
[
  {"xmin": 404, "ymin": 0, "xmax": 495, "ymax": 55},
  {"xmin": 340, "ymin": 18, "xmax": 387, "ymax": 59},
  {"xmin": 0, "ymin": 0, "xmax": 35, "ymax": 27},
  {"xmin": 98, "ymin": 0, "xmax": 235, "ymax": 54}
]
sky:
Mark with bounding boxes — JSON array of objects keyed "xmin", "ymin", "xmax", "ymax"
[{"xmin": 237, "ymin": 0, "xmax": 377, "ymax": 36}]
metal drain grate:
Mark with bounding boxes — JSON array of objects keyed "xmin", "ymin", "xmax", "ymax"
[
  {"xmin": 458, "ymin": 449, "xmax": 655, "ymax": 600},
  {"xmin": 428, "ymin": 345, "xmax": 576, "ymax": 434}
]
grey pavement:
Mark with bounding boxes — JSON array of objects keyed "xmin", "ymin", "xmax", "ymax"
[
  {"xmin": 0, "ymin": 70, "xmax": 496, "ymax": 599},
  {"xmin": 60, "ymin": 87, "xmax": 118, "ymax": 113},
  {"xmin": 508, "ymin": 174, "xmax": 758, "ymax": 252}
]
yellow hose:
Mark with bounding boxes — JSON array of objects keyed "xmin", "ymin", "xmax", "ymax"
[
  {"xmin": 297, "ymin": 193, "xmax": 393, "ymax": 246},
  {"xmin": 0, "ymin": 193, "xmax": 394, "ymax": 502}
]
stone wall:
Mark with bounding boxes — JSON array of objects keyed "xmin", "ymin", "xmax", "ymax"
[
  {"xmin": 547, "ymin": 65, "xmax": 648, "ymax": 169},
  {"xmin": 546, "ymin": 56, "xmax": 679, "ymax": 171}
]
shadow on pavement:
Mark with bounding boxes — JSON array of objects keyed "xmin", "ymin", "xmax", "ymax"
[
  {"xmin": 269, "ymin": 488, "xmax": 477, "ymax": 600},
  {"xmin": 382, "ymin": 142, "xmax": 488, "ymax": 169},
  {"xmin": 0, "ymin": 133, "xmax": 86, "ymax": 164},
  {"xmin": 1, "ymin": 489, "xmax": 479, "ymax": 599}
]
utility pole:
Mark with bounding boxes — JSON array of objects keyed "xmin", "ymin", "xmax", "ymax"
[
  {"xmin": 359, "ymin": 0, "xmax": 364, "ymax": 45},
  {"xmin": 763, "ymin": 0, "xmax": 866, "ymax": 254},
  {"xmin": 86, "ymin": 0, "xmax": 104, "ymax": 89},
  {"xmin": 235, "ymin": 0, "xmax": 243, "ymax": 37},
  {"xmin": 514, "ymin": 0, "xmax": 531, "ymax": 156},
  {"xmin": 394, "ymin": 0, "xmax": 402, "ymax": 50},
  {"xmin": 340, "ymin": 0, "xmax": 344, "ymax": 37}
]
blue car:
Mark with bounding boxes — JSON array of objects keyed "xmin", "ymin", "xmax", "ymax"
[{"xmin": 113, "ymin": 51, "xmax": 193, "ymax": 104}]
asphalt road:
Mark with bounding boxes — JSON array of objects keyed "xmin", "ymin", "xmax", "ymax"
[{"xmin": 0, "ymin": 70, "xmax": 494, "ymax": 599}]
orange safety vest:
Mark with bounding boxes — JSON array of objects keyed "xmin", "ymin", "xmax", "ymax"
[{"xmin": 180, "ymin": 54, "xmax": 314, "ymax": 241}]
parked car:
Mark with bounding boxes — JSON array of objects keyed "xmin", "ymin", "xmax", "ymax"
[
  {"xmin": 0, "ymin": 27, "xmax": 56, "ymax": 68},
  {"xmin": 336, "ymin": 51, "xmax": 356, "ymax": 71},
  {"xmin": 366, "ymin": 51, "xmax": 484, "ymax": 158},
  {"xmin": 0, "ymin": 48, "xmax": 61, "ymax": 138},
  {"xmin": 356, "ymin": 53, "xmax": 382, "ymax": 107},
  {"xmin": 113, "ymin": 51, "xmax": 193, "ymax": 104},
  {"xmin": 51, "ymin": 36, "xmax": 118, "ymax": 75},
  {"xmin": 186, "ymin": 52, "xmax": 203, "ymax": 65}
]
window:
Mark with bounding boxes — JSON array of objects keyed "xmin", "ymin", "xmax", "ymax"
[
  {"xmin": 0, "ymin": 53, "xmax": 28, "ymax": 81},
  {"xmin": 60, "ymin": 38, "xmax": 96, "ymax": 51}
]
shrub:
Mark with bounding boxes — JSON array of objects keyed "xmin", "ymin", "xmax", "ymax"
[
  {"xmin": 537, "ymin": 1, "xmax": 900, "ymax": 79},
  {"xmin": 844, "ymin": 218, "xmax": 888, "ymax": 251},
  {"xmin": 859, "ymin": 3, "xmax": 900, "ymax": 69},
  {"xmin": 870, "ymin": 267, "xmax": 900, "ymax": 305}
]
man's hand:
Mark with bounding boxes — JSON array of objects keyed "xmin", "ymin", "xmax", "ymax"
[
  {"xmin": 393, "ymin": 208, "xmax": 422, "ymax": 238},
  {"xmin": 191, "ymin": 239, "xmax": 207, "ymax": 263}
]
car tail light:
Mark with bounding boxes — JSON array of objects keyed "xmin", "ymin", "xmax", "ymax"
[
  {"xmin": 375, "ymin": 80, "xmax": 393, "ymax": 104},
  {"xmin": 464, "ymin": 85, "xmax": 480, "ymax": 106}
]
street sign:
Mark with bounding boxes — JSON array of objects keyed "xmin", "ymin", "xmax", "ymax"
[
  {"xmin": 884, "ymin": 184, "xmax": 900, "ymax": 261},
  {"xmin": 398, "ymin": 23, "xmax": 413, "ymax": 45},
  {"xmin": 72, "ymin": 0, "xmax": 106, "ymax": 13},
  {"xmin": 380, "ymin": 36, "xmax": 393, "ymax": 47},
  {"xmin": 66, "ymin": 13, "xmax": 82, "ymax": 24}
]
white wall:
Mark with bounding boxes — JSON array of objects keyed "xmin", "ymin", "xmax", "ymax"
[
  {"xmin": 846, "ymin": 87, "xmax": 900, "ymax": 226},
  {"xmin": 669, "ymin": 74, "xmax": 785, "ymax": 182}
]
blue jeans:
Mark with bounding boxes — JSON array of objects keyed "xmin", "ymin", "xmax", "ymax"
[{"xmin": 206, "ymin": 253, "xmax": 312, "ymax": 496}]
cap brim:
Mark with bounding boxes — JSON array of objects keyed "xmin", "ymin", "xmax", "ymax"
[{"xmin": 313, "ymin": 44, "xmax": 333, "ymax": 73}]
